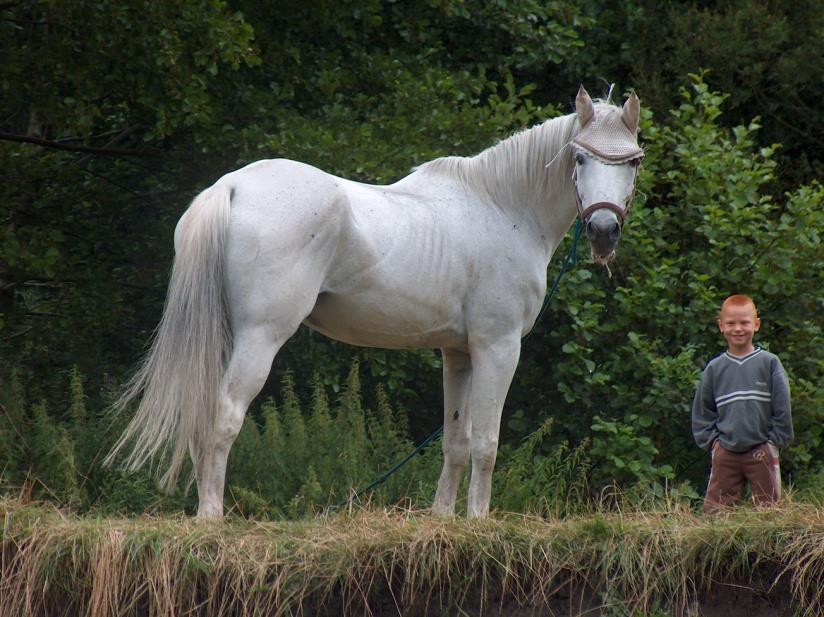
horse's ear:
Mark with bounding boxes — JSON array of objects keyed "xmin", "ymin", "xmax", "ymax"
[
  {"xmin": 622, "ymin": 91, "xmax": 641, "ymax": 133},
  {"xmin": 576, "ymin": 85, "xmax": 595, "ymax": 128}
]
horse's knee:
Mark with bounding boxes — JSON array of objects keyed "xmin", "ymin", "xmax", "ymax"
[
  {"xmin": 471, "ymin": 439, "xmax": 499, "ymax": 472},
  {"xmin": 443, "ymin": 437, "xmax": 470, "ymax": 468}
]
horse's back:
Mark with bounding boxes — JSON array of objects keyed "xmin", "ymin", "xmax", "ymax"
[{"xmin": 303, "ymin": 172, "xmax": 483, "ymax": 348}]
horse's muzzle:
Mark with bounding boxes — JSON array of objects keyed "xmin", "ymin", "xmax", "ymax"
[{"xmin": 585, "ymin": 214, "xmax": 621, "ymax": 260}]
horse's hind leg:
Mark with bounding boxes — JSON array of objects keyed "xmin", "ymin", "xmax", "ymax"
[
  {"xmin": 432, "ymin": 349, "xmax": 472, "ymax": 516},
  {"xmin": 193, "ymin": 324, "xmax": 286, "ymax": 519}
]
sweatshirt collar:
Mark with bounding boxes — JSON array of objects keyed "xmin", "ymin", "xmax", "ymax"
[{"xmin": 724, "ymin": 347, "xmax": 762, "ymax": 365}]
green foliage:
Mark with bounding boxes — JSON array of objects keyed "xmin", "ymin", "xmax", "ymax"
[
  {"xmin": 223, "ymin": 363, "xmax": 442, "ymax": 518},
  {"xmin": 590, "ymin": 415, "xmax": 673, "ymax": 488},
  {"xmin": 0, "ymin": 370, "xmax": 28, "ymax": 486},
  {"xmin": 600, "ymin": 1, "xmax": 824, "ymax": 183},
  {"xmin": 2, "ymin": 292, "xmax": 822, "ymax": 519},
  {"xmin": 335, "ymin": 363, "xmax": 370, "ymax": 489},
  {"xmin": 31, "ymin": 400, "xmax": 82, "ymax": 506},
  {"xmin": 227, "ymin": 406, "xmax": 262, "ymax": 492},
  {"xmin": 0, "ymin": 364, "xmax": 607, "ymax": 518},
  {"xmin": 633, "ymin": 76, "xmax": 824, "ymax": 485},
  {"xmin": 494, "ymin": 419, "xmax": 591, "ymax": 517},
  {"xmin": 514, "ymin": 74, "xmax": 824, "ymax": 496},
  {"xmin": 278, "ymin": 373, "xmax": 308, "ymax": 500},
  {"xmin": 2, "ymin": 0, "xmax": 824, "ymax": 513}
]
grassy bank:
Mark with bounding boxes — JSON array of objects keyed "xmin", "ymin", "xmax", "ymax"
[{"xmin": 2, "ymin": 496, "xmax": 822, "ymax": 616}]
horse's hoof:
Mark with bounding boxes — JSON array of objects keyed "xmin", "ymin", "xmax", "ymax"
[{"xmin": 196, "ymin": 505, "xmax": 224, "ymax": 520}]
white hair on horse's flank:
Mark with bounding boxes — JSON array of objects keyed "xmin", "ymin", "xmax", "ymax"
[{"xmin": 416, "ymin": 104, "xmax": 623, "ymax": 210}]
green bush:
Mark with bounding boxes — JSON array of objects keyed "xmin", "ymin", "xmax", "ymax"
[{"xmin": 516, "ymin": 74, "xmax": 824, "ymax": 495}]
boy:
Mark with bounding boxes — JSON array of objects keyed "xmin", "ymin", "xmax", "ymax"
[{"xmin": 692, "ymin": 294, "xmax": 793, "ymax": 513}]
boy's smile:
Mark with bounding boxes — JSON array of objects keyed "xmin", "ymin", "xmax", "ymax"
[{"xmin": 717, "ymin": 303, "xmax": 761, "ymax": 356}]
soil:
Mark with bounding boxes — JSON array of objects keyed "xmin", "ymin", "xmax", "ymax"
[{"xmin": 321, "ymin": 577, "xmax": 799, "ymax": 617}]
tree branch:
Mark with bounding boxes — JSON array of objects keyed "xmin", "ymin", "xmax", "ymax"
[
  {"xmin": 55, "ymin": 126, "xmax": 141, "ymax": 144},
  {"xmin": 0, "ymin": 131, "xmax": 156, "ymax": 156}
]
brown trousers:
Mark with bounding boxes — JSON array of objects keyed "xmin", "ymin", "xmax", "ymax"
[{"xmin": 703, "ymin": 441, "xmax": 781, "ymax": 514}]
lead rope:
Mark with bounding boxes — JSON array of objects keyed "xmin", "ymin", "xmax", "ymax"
[
  {"xmin": 528, "ymin": 218, "xmax": 584, "ymax": 337},
  {"xmin": 332, "ymin": 219, "xmax": 584, "ymax": 511},
  {"xmin": 332, "ymin": 425, "xmax": 444, "ymax": 511}
]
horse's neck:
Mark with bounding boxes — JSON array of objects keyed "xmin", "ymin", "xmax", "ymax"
[
  {"xmin": 469, "ymin": 114, "xmax": 580, "ymax": 253},
  {"xmin": 413, "ymin": 113, "xmax": 580, "ymax": 260}
]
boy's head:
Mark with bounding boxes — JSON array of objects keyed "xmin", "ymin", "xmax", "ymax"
[{"xmin": 717, "ymin": 295, "xmax": 760, "ymax": 355}]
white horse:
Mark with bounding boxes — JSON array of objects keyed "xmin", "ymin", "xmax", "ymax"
[{"xmin": 106, "ymin": 86, "xmax": 643, "ymax": 518}]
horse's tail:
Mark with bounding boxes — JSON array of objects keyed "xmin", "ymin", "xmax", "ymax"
[{"xmin": 105, "ymin": 182, "xmax": 233, "ymax": 491}]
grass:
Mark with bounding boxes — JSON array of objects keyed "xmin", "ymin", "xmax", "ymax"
[{"xmin": 2, "ymin": 495, "xmax": 822, "ymax": 616}]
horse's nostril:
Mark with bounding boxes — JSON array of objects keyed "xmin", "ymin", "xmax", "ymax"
[{"xmin": 587, "ymin": 217, "xmax": 620, "ymax": 238}]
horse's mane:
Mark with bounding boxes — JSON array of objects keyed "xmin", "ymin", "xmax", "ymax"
[{"xmin": 417, "ymin": 103, "xmax": 620, "ymax": 209}]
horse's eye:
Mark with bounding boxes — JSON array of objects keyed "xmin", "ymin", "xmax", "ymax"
[
  {"xmin": 575, "ymin": 153, "xmax": 586, "ymax": 165},
  {"xmin": 629, "ymin": 158, "xmax": 641, "ymax": 167}
]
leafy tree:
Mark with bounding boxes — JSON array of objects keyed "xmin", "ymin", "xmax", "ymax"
[
  {"xmin": 576, "ymin": 0, "xmax": 824, "ymax": 185},
  {"xmin": 0, "ymin": 0, "xmax": 590, "ymax": 416}
]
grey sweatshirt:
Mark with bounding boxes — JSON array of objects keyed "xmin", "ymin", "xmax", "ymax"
[{"xmin": 692, "ymin": 347, "xmax": 793, "ymax": 452}]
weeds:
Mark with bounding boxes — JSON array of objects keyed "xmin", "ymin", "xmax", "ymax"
[{"xmin": 0, "ymin": 365, "xmax": 625, "ymax": 520}]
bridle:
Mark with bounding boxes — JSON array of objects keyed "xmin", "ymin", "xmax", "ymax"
[{"xmin": 572, "ymin": 153, "xmax": 642, "ymax": 226}]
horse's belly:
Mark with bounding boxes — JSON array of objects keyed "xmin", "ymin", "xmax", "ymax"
[{"xmin": 303, "ymin": 291, "xmax": 466, "ymax": 349}]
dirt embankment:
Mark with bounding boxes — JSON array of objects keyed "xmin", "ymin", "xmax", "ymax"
[{"xmin": 2, "ymin": 498, "xmax": 821, "ymax": 617}]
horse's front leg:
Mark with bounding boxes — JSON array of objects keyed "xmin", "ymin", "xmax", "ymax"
[
  {"xmin": 432, "ymin": 348, "xmax": 472, "ymax": 516},
  {"xmin": 466, "ymin": 335, "xmax": 521, "ymax": 518}
]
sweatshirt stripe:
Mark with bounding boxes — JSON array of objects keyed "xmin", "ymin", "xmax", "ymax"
[
  {"xmin": 716, "ymin": 394, "xmax": 772, "ymax": 408},
  {"xmin": 716, "ymin": 389, "xmax": 772, "ymax": 403}
]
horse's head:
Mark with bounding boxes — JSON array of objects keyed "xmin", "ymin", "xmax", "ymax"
[{"xmin": 572, "ymin": 86, "xmax": 643, "ymax": 265}]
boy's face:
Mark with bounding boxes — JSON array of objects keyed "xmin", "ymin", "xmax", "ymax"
[{"xmin": 717, "ymin": 303, "xmax": 761, "ymax": 355}]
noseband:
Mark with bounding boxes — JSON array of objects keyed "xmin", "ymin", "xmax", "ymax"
[{"xmin": 577, "ymin": 198, "xmax": 628, "ymax": 223}]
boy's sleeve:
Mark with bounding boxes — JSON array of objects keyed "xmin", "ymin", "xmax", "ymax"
[
  {"xmin": 691, "ymin": 366, "xmax": 719, "ymax": 451},
  {"xmin": 768, "ymin": 357, "xmax": 793, "ymax": 449}
]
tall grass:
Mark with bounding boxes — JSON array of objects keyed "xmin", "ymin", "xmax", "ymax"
[
  {"xmin": 1, "ymin": 496, "xmax": 819, "ymax": 616},
  {"xmin": 0, "ymin": 364, "xmax": 593, "ymax": 519}
]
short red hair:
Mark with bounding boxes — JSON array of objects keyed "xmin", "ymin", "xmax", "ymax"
[{"xmin": 720, "ymin": 294, "xmax": 758, "ymax": 315}]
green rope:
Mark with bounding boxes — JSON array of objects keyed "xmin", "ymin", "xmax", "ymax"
[
  {"xmin": 333, "ymin": 219, "xmax": 583, "ymax": 508},
  {"xmin": 530, "ymin": 218, "xmax": 584, "ymax": 333},
  {"xmin": 333, "ymin": 425, "xmax": 444, "ymax": 509}
]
